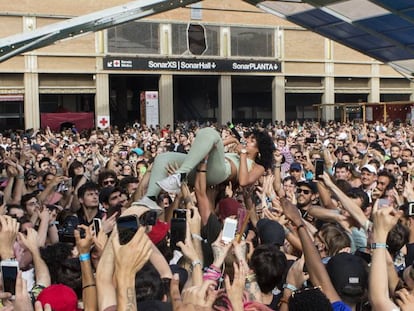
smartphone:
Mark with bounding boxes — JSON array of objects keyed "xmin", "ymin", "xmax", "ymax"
[
  {"xmin": 173, "ymin": 209, "xmax": 187, "ymax": 219},
  {"xmin": 117, "ymin": 215, "xmax": 139, "ymax": 245},
  {"xmin": 378, "ymin": 198, "xmax": 390, "ymax": 209},
  {"xmin": 305, "ymin": 137, "xmax": 317, "ymax": 144},
  {"xmin": 170, "ymin": 218, "xmax": 186, "ymax": 250},
  {"xmin": 1, "ymin": 259, "xmax": 18, "ymax": 295},
  {"xmin": 222, "ymin": 218, "xmax": 238, "ymax": 244},
  {"xmin": 93, "ymin": 218, "xmax": 102, "ymax": 234},
  {"xmin": 315, "ymin": 159, "xmax": 324, "ymax": 179},
  {"xmin": 409, "ymin": 203, "xmax": 414, "ymax": 216},
  {"xmin": 139, "ymin": 210, "xmax": 157, "ymax": 226}
]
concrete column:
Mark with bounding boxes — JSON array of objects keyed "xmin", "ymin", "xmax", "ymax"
[
  {"xmin": 218, "ymin": 75, "xmax": 232, "ymax": 125},
  {"xmin": 95, "ymin": 73, "xmax": 110, "ymax": 117},
  {"xmin": 272, "ymin": 76, "xmax": 285, "ymax": 123},
  {"xmin": 322, "ymin": 75, "xmax": 335, "ymax": 121},
  {"xmin": 369, "ymin": 63, "xmax": 380, "ymax": 103},
  {"xmin": 321, "ymin": 57, "xmax": 335, "ymax": 122},
  {"xmin": 410, "ymin": 81, "xmax": 414, "ymax": 101},
  {"xmin": 24, "ymin": 71, "xmax": 39, "ymax": 130},
  {"xmin": 159, "ymin": 74, "xmax": 174, "ymax": 127}
]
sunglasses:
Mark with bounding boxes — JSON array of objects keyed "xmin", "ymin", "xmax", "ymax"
[
  {"xmin": 290, "ymin": 169, "xmax": 301, "ymax": 173},
  {"xmin": 103, "ymin": 179, "xmax": 116, "ymax": 186},
  {"xmin": 297, "ymin": 188, "xmax": 311, "ymax": 195},
  {"xmin": 27, "ymin": 176, "xmax": 37, "ymax": 181}
]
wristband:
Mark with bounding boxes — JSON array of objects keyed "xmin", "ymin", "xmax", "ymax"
[
  {"xmin": 283, "ymin": 283, "xmax": 298, "ymax": 292},
  {"xmin": 370, "ymin": 243, "xmax": 388, "ymax": 249},
  {"xmin": 191, "ymin": 233, "xmax": 207, "ymax": 243},
  {"xmin": 79, "ymin": 253, "xmax": 91, "ymax": 262},
  {"xmin": 190, "ymin": 259, "xmax": 202, "ymax": 272}
]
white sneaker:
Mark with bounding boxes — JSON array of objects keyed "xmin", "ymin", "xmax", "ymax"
[
  {"xmin": 156, "ymin": 173, "xmax": 181, "ymax": 193},
  {"xmin": 132, "ymin": 196, "xmax": 162, "ymax": 213}
]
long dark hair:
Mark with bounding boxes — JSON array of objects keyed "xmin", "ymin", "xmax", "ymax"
[{"xmin": 250, "ymin": 129, "xmax": 275, "ymax": 170}]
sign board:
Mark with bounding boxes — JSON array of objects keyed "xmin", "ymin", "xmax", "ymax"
[
  {"xmin": 140, "ymin": 91, "xmax": 159, "ymax": 127},
  {"xmin": 97, "ymin": 115, "xmax": 110, "ymax": 129},
  {"xmin": 104, "ymin": 57, "xmax": 281, "ymax": 74}
]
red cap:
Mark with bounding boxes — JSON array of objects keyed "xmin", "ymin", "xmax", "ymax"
[
  {"xmin": 37, "ymin": 284, "xmax": 81, "ymax": 311},
  {"xmin": 147, "ymin": 220, "xmax": 170, "ymax": 244}
]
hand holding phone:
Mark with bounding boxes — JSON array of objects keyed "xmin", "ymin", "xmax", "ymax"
[
  {"xmin": 315, "ymin": 159, "xmax": 324, "ymax": 179},
  {"xmin": 170, "ymin": 212, "xmax": 186, "ymax": 250},
  {"xmin": 222, "ymin": 218, "xmax": 238, "ymax": 244},
  {"xmin": 1, "ymin": 259, "xmax": 18, "ymax": 296},
  {"xmin": 93, "ymin": 218, "xmax": 102, "ymax": 234}
]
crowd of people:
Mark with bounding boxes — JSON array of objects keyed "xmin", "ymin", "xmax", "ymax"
[{"xmin": 0, "ymin": 119, "xmax": 414, "ymax": 310}]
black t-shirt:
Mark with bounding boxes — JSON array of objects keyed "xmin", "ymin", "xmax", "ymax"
[{"xmin": 201, "ymin": 213, "xmax": 222, "ymax": 267}]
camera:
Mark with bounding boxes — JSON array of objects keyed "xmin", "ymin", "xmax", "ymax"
[{"xmin": 58, "ymin": 216, "xmax": 85, "ymax": 243}]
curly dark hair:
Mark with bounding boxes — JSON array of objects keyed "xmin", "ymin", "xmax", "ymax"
[{"xmin": 250, "ymin": 129, "xmax": 275, "ymax": 170}]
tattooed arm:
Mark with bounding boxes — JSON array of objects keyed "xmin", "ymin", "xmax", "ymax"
[{"xmin": 112, "ymin": 226, "xmax": 153, "ymax": 311}]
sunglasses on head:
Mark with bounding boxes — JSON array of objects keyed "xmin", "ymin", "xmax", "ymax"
[{"xmin": 297, "ymin": 188, "xmax": 311, "ymax": 195}]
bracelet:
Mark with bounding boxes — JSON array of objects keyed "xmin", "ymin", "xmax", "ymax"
[
  {"xmin": 190, "ymin": 259, "xmax": 202, "ymax": 272},
  {"xmin": 196, "ymin": 169, "xmax": 207, "ymax": 173},
  {"xmin": 209, "ymin": 264, "xmax": 221, "ymax": 273},
  {"xmin": 17, "ymin": 175, "xmax": 25, "ymax": 180},
  {"xmin": 296, "ymin": 224, "xmax": 305, "ymax": 231},
  {"xmin": 274, "ymin": 165, "xmax": 281, "ymax": 169},
  {"xmin": 82, "ymin": 284, "xmax": 96, "ymax": 290},
  {"xmin": 370, "ymin": 243, "xmax": 388, "ymax": 249},
  {"xmin": 79, "ymin": 253, "xmax": 91, "ymax": 262},
  {"xmin": 283, "ymin": 283, "xmax": 298, "ymax": 292}
]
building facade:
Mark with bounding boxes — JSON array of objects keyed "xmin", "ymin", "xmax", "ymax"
[{"xmin": 0, "ymin": 0, "xmax": 412, "ymax": 130}]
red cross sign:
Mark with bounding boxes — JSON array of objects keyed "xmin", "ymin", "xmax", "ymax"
[{"xmin": 97, "ymin": 116, "xmax": 110, "ymax": 129}]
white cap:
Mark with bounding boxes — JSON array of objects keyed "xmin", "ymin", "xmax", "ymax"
[{"xmin": 361, "ymin": 164, "xmax": 377, "ymax": 174}]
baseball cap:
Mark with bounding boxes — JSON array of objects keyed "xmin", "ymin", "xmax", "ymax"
[
  {"xmin": 326, "ymin": 253, "xmax": 368, "ymax": 299},
  {"xmin": 25, "ymin": 169, "xmax": 38, "ymax": 179},
  {"xmin": 290, "ymin": 162, "xmax": 302, "ymax": 171},
  {"xmin": 99, "ymin": 187, "xmax": 121, "ymax": 204},
  {"xmin": 256, "ymin": 218, "xmax": 285, "ymax": 246},
  {"xmin": 147, "ymin": 220, "xmax": 170, "ymax": 244},
  {"xmin": 131, "ymin": 148, "xmax": 144, "ymax": 156},
  {"xmin": 296, "ymin": 180, "xmax": 317, "ymax": 194},
  {"xmin": 361, "ymin": 164, "xmax": 377, "ymax": 174},
  {"xmin": 37, "ymin": 284, "xmax": 81, "ymax": 311}
]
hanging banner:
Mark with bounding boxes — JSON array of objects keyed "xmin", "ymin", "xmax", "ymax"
[
  {"xmin": 140, "ymin": 91, "xmax": 159, "ymax": 127},
  {"xmin": 41, "ymin": 112, "xmax": 94, "ymax": 131}
]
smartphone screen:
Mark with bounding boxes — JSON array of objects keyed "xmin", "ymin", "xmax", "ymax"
[
  {"xmin": 1, "ymin": 261, "xmax": 18, "ymax": 295},
  {"xmin": 378, "ymin": 198, "xmax": 390, "ymax": 209},
  {"xmin": 222, "ymin": 218, "xmax": 238, "ymax": 244},
  {"xmin": 117, "ymin": 215, "xmax": 139, "ymax": 245},
  {"xmin": 315, "ymin": 159, "xmax": 324, "ymax": 179},
  {"xmin": 170, "ymin": 218, "xmax": 186, "ymax": 250}
]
